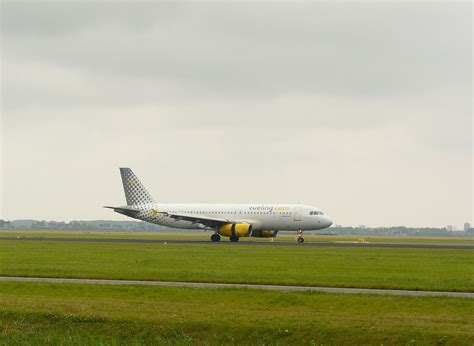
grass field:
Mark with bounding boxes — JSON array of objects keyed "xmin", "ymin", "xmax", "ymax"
[
  {"xmin": 1, "ymin": 282, "xmax": 473, "ymax": 345},
  {"xmin": 2, "ymin": 230, "xmax": 473, "ymax": 245},
  {"xmin": 1, "ymin": 239, "xmax": 473, "ymax": 292},
  {"xmin": 1, "ymin": 236, "xmax": 473, "ymax": 344}
]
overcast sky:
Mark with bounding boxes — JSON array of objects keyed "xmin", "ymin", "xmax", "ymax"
[{"xmin": 1, "ymin": 1, "xmax": 472, "ymax": 227}]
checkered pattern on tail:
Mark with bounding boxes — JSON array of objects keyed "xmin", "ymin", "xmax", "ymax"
[{"xmin": 119, "ymin": 168, "xmax": 155, "ymax": 206}]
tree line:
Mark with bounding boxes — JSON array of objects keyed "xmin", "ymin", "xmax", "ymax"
[{"xmin": 0, "ymin": 219, "xmax": 472, "ymax": 236}]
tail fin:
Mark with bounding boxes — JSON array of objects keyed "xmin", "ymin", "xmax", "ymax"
[{"xmin": 119, "ymin": 168, "xmax": 155, "ymax": 206}]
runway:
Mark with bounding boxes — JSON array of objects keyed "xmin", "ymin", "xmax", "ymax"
[
  {"xmin": 1, "ymin": 276, "xmax": 472, "ymax": 298},
  {"xmin": 1, "ymin": 236, "xmax": 473, "ymax": 249}
]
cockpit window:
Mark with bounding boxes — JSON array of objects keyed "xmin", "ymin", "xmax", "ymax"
[{"xmin": 310, "ymin": 210, "xmax": 324, "ymax": 215}]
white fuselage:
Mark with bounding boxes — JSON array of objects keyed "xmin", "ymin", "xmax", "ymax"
[{"xmin": 131, "ymin": 203, "xmax": 332, "ymax": 232}]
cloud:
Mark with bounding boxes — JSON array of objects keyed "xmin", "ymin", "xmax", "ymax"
[{"xmin": 3, "ymin": 2, "xmax": 470, "ymax": 102}]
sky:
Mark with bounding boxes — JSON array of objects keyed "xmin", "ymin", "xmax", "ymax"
[{"xmin": 1, "ymin": 1, "xmax": 472, "ymax": 227}]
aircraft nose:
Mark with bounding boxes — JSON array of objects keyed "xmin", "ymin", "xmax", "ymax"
[{"xmin": 324, "ymin": 216, "xmax": 333, "ymax": 228}]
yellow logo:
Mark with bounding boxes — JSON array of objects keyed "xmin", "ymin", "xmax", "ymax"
[{"xmin": 151, "ymin": 209, "xmax": 158, "ymax": 216}]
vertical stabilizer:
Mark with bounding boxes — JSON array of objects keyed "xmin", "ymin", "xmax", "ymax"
[{"xmin": 119, "ymin": 168, "xmax": 155, "ymax": 206}]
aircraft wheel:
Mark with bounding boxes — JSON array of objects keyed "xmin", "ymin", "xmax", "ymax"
[
  {"xmin": 211, "ymin": 234, "xmax": 221, "ymax": 242},
  {"xmin": 297, "ymin": 237, "xmax": 305, "ymax": 244},
  {"xmin": 230, "ymin": 236, "xmax": 239, "ymax": 242}
]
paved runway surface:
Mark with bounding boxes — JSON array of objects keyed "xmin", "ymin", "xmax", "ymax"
[
  {"xmin": 1, "ymin": 276, "xmax": 472, "ymax": 298},
  {"xmin": 1, "ymin": 236, "xmax": 473, "ymax": 249}
]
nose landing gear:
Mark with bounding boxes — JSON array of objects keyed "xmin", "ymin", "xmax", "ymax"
[
  {"xmin": 211, "ymin": 233, "xmax": 221, "ymax": 242},
  {"xmin": 297, "ymin": 229, "xmax": 304, "ymax": 243}
]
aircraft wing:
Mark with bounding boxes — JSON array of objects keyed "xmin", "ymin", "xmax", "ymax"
[{"xmin": 160, "ymin": 211, "xmax": 235, "ymax": 228}]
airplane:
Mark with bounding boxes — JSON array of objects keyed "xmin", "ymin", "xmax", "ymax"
[{"xmin": 105, "ymin": 168, "xmax": 333, "ymax": 243}]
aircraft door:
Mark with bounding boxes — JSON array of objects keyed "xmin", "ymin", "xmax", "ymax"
[{"xmin": 293, "ymin": 206, "xmax": 301, "ymax": 221}]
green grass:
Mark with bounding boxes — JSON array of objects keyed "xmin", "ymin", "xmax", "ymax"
[
  {"xmin": 1, "ymin": 240, "xmax": 473, "ymax": 292},
  {"xmin": 1, "ymin": 282, "xmax": 473, "ymax": 345},
  {"xmin": 1, "ymin": 238, "xmax": 472, "ymax": 344},
  {"xmin": 2, "ymin": 230, "xmax": 473, "ymax": 244}
]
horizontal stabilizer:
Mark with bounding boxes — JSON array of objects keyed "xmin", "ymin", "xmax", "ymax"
[{"xmin": 103, "ymin": 205, "xmax": 140, "ymax": 216}]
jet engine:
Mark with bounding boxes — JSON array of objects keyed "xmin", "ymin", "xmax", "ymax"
[
  {"xmin": 218, "ymin": 223, "xmax": 252, "ymax": 237},
  {"xmin": 251, "ymin": 230, "xmax": 278, "ymax": 238}
]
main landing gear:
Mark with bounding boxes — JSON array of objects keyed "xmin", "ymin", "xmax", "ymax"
[
  {"xmin": 210, "ymin": 234, "xmax": 239, "ymax": 242},
  {"xmin": 297, "ymin": 229, "xmax": 304, "ymax": 244}
]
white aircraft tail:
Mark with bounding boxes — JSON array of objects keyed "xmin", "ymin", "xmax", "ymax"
[{"xmin": 119, "ymin": 167, "xmax": 155, "ymax": 206}]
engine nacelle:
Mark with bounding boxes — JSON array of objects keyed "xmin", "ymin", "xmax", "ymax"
[
  {"xmin": 251, "ymin": 230, "xmax": 278, "ymax": 238},
  {"xmin": 218, "ymin": 223, "xmax": 252, "ymax": 237}
]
